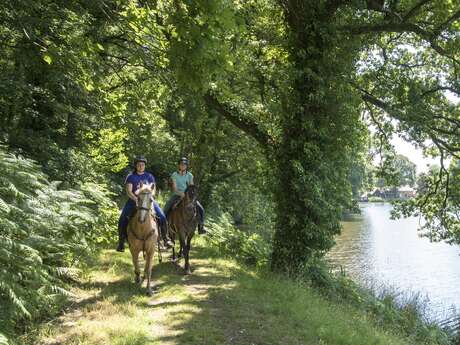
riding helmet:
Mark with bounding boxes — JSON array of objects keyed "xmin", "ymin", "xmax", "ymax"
[
  {"xmin": 134, "ymin": 155, "xmax": 148, "ymax": 165},
  {"xmin": 178, "ymin": 157, "xmax": 189, "ymax": 165}
]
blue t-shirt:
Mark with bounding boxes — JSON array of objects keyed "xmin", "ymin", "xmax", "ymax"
[{"xmin": 125, "ymin": 172, "xmax": 155, "ymax": 193}]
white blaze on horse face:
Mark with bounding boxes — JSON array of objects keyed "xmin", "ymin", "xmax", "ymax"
[{"xmin": 139, "ymin": 192, "xmax": 150, "ymax": 223}]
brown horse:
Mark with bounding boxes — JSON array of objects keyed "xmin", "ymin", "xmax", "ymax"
[
  {"xmin": 127, "ymin": 184, "xmax": 159, "ymax": 296},
  {"xmin": 168, "ymin": 185, "xmax": 198, "ymax": 275}
]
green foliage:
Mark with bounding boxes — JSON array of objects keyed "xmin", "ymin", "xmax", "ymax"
[
  {"xmin": 0, "ymin": 0, "xmax": 459, "ymax": 316},
  {"xmin": 206, "ymin": 213, "xmax": 270, "ymax": 268},
  {"xmin": 0, "ymin": 334, "xmax": 8, "ymax": 345},
  {"xmin": 0, "ymin": 0, "xmax": 109, "ymax": 153},
  {"xmin": 0, "ymin": 146, "xmax": 118, "ymax": 340},
  {"xmin": 392, "ymin": 159, "xmax": 460, "ymax": 244},
  {"xmin": 300, "ymin": 261, "xmax": 450, "ymax": 345},
  {"xmin": 374, "ymin": 153, "xmax": 418, "ymax": 189}
]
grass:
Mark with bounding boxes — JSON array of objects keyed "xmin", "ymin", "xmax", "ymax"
[{"xmin": 18, "ymin": 239, "xmax": 441, "ymax": 345}]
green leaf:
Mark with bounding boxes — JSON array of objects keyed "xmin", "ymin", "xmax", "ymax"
[
  {"xmin": 0, "ymin": 333, "xmax": 9, "ymax": 345},
  {"xmin": 43, "ymin": 54, "xmax": 52, "ymax": 64}
]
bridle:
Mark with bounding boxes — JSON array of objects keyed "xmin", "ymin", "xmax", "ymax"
[
  {"xmin": 136, "ymin": 190, "xmax": 154, "ymax": 223},
  {"xmin": 129, "ymin": 189, "xmax": 157, "ymax": 252}
]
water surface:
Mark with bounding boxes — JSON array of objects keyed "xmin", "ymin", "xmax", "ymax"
[{"xmin": 329, "ymin": 202, "xmax": 460, "ymax": 321}]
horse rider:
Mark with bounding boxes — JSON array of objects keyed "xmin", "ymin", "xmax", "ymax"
[
  {"xmin": 116, "ymin": 156, "xmax": 173, "ymax": 252},
  {"xmin": 163, "ymin": 157, "xmax": 206, "ymax": 234}
]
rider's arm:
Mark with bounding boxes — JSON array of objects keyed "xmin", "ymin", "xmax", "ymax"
[
  {"xmin": 172, "ymin": 179, "xmax": 185, "ymax": 197},
  {"xmin": 126, "ymin": 183, "xmax": 138, "ymax": 202}
]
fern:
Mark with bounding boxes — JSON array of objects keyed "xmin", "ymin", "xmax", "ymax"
[
  {"xmin": 0, "ymin": 333, "xmax": 9, "ymax": 345},
  {"xmin": 0, "ymin": 282, "xmax": 30, "ymax": 319},
  {"xmin": 0, "ymin": 146, "xmax": 118, "ymax": 342}
]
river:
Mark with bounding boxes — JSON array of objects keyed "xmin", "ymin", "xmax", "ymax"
[{"xmin": 328, "ymin": 202, "xmax": 460, "ymax": 322}]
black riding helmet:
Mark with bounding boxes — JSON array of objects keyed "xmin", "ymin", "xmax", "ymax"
[
  {"xmin": 178, "ymin": 157, "xmax": 189, "ymax": 165},
  {"xmin": 134, "ymin": 155, "xmax": 148, "ymax": 165}
]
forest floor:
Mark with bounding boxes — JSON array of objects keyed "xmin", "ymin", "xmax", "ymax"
[{"xmin": 21, "ymin": 240, "xmax": 422, "ymax": 345}]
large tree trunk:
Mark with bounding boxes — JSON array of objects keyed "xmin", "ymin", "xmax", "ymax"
[
  {"xmin": 204, "ymin": 1, "xmax": 360, "ymax": 274},
  {"xmin": 270, "ymin": 1, "xmax": 358, "ymax": 273}
]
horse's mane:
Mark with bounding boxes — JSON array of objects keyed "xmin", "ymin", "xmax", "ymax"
[{"xmin": 184, "ymin": 184, "xmax": 196, "ymax": 192}]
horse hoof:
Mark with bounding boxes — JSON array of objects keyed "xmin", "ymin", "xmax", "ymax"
[
  {"xmin": 146, "ymin": 289, "xmax": 154, "ymax": 297},
  {"xmin": 184, "ymin": 268, "xmax": 192, "ymax": 275}
]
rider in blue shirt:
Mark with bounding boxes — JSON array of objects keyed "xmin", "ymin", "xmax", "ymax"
[{"xmin": 116, "ymin": 156, "xmax": 172, "ymax": 252}]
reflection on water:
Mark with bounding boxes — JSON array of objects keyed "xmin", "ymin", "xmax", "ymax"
[{"xmin": 329, "ymin": 202, "xmax": 460, "ymax": 321}]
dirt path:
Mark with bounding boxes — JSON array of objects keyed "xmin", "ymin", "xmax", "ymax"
[{"xmin": 26, "ymin": 244, "xmax": 245, "ymax": 345}]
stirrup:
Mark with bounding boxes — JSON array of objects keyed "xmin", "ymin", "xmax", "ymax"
[{"xmin": 198, "ymin": 224, "xmax": 207, "ymax": 235}]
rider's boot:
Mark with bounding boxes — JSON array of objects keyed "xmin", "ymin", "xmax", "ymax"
[
  {"xmin": 198, "ymin": 223, "xmax": 207, "ymax": 235},
  {"xmin": 160, "ymin": 222, "xmax": 173, "ymax": 248},
  {"xmin": 116, "ymin": 227, "xmax": 126, "ymax": 252}
]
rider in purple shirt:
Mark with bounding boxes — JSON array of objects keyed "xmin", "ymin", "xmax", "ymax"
[{"xmin": 116, "ymin": 156, "xmax": 172, "ymax": 252}]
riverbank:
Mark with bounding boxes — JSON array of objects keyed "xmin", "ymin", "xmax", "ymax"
[{"xmin": 18, "ymin": 239, "xmax": 447, "ymax": 345}]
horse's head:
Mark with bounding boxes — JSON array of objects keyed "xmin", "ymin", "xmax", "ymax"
[
  {"xmin": 184, "ymin": 184, "xmax": 197, "ymax": 203},
  {"xmin": 136, "ymin": 183, "xmax": 154, "ymax": 223}
]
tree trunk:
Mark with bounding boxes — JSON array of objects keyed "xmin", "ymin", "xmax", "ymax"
[{"xmin": 270, "ymin": 1, "xmax": 358, "ymax": 273}]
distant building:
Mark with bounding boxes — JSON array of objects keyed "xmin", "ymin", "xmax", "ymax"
[
  {"xmin": 397, "ymin": 185, "xmax": 416, "ymax": 199},
  {"xmin": 363, "ymin": 186, "xmax": 416, "ymax": 201}
]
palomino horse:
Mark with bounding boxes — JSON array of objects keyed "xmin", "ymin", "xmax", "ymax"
[
  {"xmin": 168, "ymin": 185, "xmax": 198, "ymax": 275},
  {"xmin": 127, "ymin": 184, "xmax": 159, "ymax": 296}
]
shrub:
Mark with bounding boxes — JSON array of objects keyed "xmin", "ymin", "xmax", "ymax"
[
  {"xmin": 0, "ymin": 146, "xmax": 118, "ymax": 342},
  {"xmin": 206, "ymin": 213, "xmax": 270, "ymax": 268}
]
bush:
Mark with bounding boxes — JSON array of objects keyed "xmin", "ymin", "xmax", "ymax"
[
  {"xmin": 368, "ymin": 196, "xmax": 385, "ymax": 202},
  {"xmin": 206, "ymin": 213, "xmax": 270, "ymax": 268},
  {"xmin": 0, "ymin": 146, "xmax": 118, "ymax": 343}
]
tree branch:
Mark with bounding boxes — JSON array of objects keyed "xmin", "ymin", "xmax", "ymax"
[
  {"xmin": 359, "ymin": 89, "xmax": 460, "ymax": 159},
  {"xmin": 420, "ymin": 86, "xmax": 460, "ymax": 98},
  {"xmin": 342, "ymin": 17, "xmax": 459, "ymax": 65},
  {"xmin": 402, "ymin": 0, "xmax": 433, "ymax": 22},
  {"xmin": 204, "ymin": 93, "xmax": 274, "ymax": 148},
  {"xmin": 434, "ymin": 10, "xmax": 460, "ymax": 36},
  {"xmin": 343, "ymin": 22, "xmax": 429, "ymax": 37}
]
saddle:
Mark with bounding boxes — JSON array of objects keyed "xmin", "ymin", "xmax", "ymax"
[
  {"xmin": 128, "ymin": 207, "xmax": 163, "ymax": 244},
  {"xmin": 128, "ymin": 207, "xmax": 159, "ymax": 225}
]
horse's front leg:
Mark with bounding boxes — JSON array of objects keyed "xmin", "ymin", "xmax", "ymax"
[
  {"xmin": 168, "ymin": 223, "xmax": 175, "ymax": 261},
  {"xmin": 178, "ymin": 240, "xmax": 183, "ymax": 259},
  {"xmin": 144, "ymin": 245, "xmax": 154, "ymax": 296},
  {"xmin": 184, "ymin": 234, "xmax": 193, "ymax": 275},
  {"xmin": 129, "ymin": 243, "xmax": 141, "ymax": 284},
  {"xmin": 177, "ymin": 233, "xmax": 188, "ymax": 274}
]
